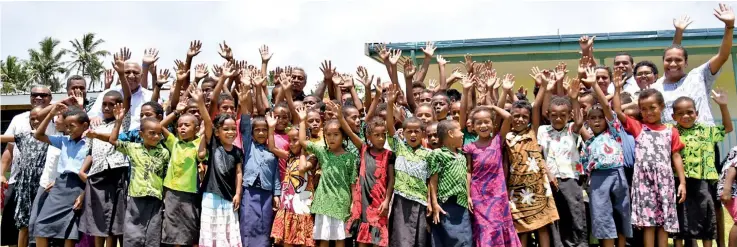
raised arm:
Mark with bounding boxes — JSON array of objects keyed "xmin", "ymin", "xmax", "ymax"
[
  {"xmin": 531, "ymin": 76, "xmax": 546, "ymax": 134},
  {"xmin": 259, "ymin": 45, "xmax": 273, "ymax": 77},
  {"xmin": 437, "ymin": 55, "xmax": 449, "ymax": 91},
  {"xmin": 364, "ymin": 80, "xmax": 383, "ymax": 126},
  {"xmin": 316, "ymin": 60, "xmax": 336, "ymax": 100},
  {"xmin": 151, "ymin": 68, "xmax": 169, "ymax": 103},
  {"xmin": 191, "ymin": 87, "xmax": 212, "ymax": 144},
  {"xmin": 672, "ymin": 15, "xmax": 693, "ymax": 45},
  {"xmin": 140, "ymin": 48, "xmax": 160, "ymax": 90},
  {"xmin": 416, "ymin": 42, "xmax": 436, "ymax": 83},
  {"xmin": 388, "ymin": 49, "xmax": 402, "ymax": 87},
  {"xmin": 592, "ymin": 68, "xmax": 615, "ymax": 121},
  {"xmin": 237, "ymin": 78, "xmax": 253, "ymax": 115},
  {"xmin": 169, "ymin": 60, "xmax": 189, "ymax": 113},
  {"xmin": 252, "ymin": 72, "xmax": 268, "ymax": 116},
  {"xmin": 459, "ymin": 74, "xmax": 476, "ymax": 132},
  {"xmin": 386, "ymin": 84, "xmax": 400, "ymax": 136},
  {"xmin": 568, "ymin": 78, "xmax": 583, "ymax": 133},
  {"xmin": 356, "ymin": 66, "xmax": 374, "ymax": 109},
  {"xmin": 492, "ymin": 105, "xmax": 512, "ymax": 139},
  {"xmin": 403, "ymin": 61, "xmax": 419, "ymax": 112},
  {"xmin": 711, "ymin": 89, "xmax": 733, "ymax": 133},
  {"xmin": 709, "ymin": 3, "xmax": 735, "ymax": 75},
  {"xmin": 266, "ymin": 112, "xmax": 290, "ymax": 160},
  {"xmin": 330, "ymin": 101, "xmax": 363, "ymax": 148},
  {"xmin": 209, "ymin": 63, "xmax": 237, "ymax": 116},
  {"xmin": 34, "ymin": 103, "xmax": 65, "ymax": 144},
  {"xmin": 342, "ymin": 74, "xmax": 364, "ymax": 111},
  {"xmin": 111, "ymin": 51, "xmax": 132, "ymax": 114},
  {"xmin": 610, "ymin": 68, "xmax": 628, "ymax": 124},
  {"xmin": 298, "ymin": 106, "xmax": 309, "ymax": 149}
]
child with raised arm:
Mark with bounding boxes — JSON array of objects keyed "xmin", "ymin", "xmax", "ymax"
[
  {"xmin": 332, "ymin": 97, "xmax": 394, "ymax": 247},
  {"xmin": 0, "ymin": 106, "xmax": 50, "ymax": 247},
  {"xmin": 671, "ymin": 89, "xmax": 732, "ymax": 247},
  {"xmin": 159, "ymin": 85, "xmax": 211, "ymax": 247},
  {"xmin": 102, "ymin": 102, "xmax": 170, "ymax": 247},
  {"xmin": 237, "ymin": 81, "xmax": 281, "ymax": 247},
  {"xmin": 582, "ymin": 69, "xmax": 633, "ymax": 247},
  {"xmin": 505, "ymin": 70, "xmax": 558, "ymax": 247},
  {"xmin": 386, "ymin": 85, "xmax": 432, "ymax": 247},
  {"xmin": 33, "ymin": 103, "xmax": 90, "ymax": 247},
  {"xmin": 270, "ymin": 106, "xmax": 318, "ymax": 247},
  {"xmin": 198, "ymin": 110, "xmax": 243, "ymax": 246},
  {"xmin": 298, "ymin": 103, "xmax": 358, "ymax": 247},
  {"xmin": 78, "ymin": 54, "xmax": 132, "ymax": 247},
  {"xmin": 613, "ymin": 79, "xmax": 686, "ymax": 247},
  {"xmin": 459, "ymin": 75, "xmax": 520, "ymax": 247},
  {"xmin": 428, "ymin": 119, "xmax": 472, "ymax": 247}
]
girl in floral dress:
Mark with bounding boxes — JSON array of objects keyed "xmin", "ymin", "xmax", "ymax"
[
  {"xmin": 613, "ymin": 88, "xmax": 686, "ymax": 247},
  {"xmin": 269, "ymin": 109, "xmax": 318, "ymax": 247},
  {"xmin": 504, "ymin": 82, "xmax": 559, "ymax": 247}
]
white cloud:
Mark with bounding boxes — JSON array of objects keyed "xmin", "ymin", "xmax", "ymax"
[{"xmin": 1, "ymin": 0, "xmax": 727, "ymax": 92}]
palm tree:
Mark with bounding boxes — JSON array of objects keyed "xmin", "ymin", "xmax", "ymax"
[
  {"xmin": 0, "ymin": 56, "xmax": 32, "ymax": 93},
  {"xmin": 67, "ymin": 33, "xmax": 109, "ymax": 89},
  {"xmin": 27, "ymin": 37, "xmax": 67, "ymax": 91}
]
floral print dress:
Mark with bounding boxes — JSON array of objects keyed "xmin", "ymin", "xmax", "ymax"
[
  {"xmin": 624, "ymin": 117, "xmax": 685, "ymax": 232},
  {"xmin": 505, "ymin": 129, "xmax": 559, "ymax": 233},
  {"xmin": 347, "ymin": 145, "xmax": 394, "ymax": 247},
  {"xmin": 272, "ymin": 154, "xmax": 318, "ymax": 246},
  {"xmin": 13, "ymin": 132, "xmax": 49, "ymax": 228}
]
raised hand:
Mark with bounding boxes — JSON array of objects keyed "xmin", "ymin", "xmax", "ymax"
[
  {"xmin": 428, "ymin": 79, "xmax": 439, "ymax": 91},
  {"xmin": 462, "ymin": 54, "xmax": 475, "ymax": 73},
  {"xmin": 174, "ymin": 60, "xmax": 189, "ymax": 81},
  {"xmin": 578, "ymin": 35, "xmax": 596, "ymax": 52},
  {"xmin": 483, "ymin": 60, "xmax": 493, "ymax": 71},
  {"xmin": 578, "ymin": 56, "xmax": 593, "ymax": 76},
  {"xmin": 111, "ymin": 51, "xmax": 126, "ymax": 73},
  {"xmin": 711, "ymin": 88, "xmax": 729, "ymax": 105},
  {"xmin": 403, "ymin": 60, "xmax": 416, "ymax": 78},
  {"xmin": 189, "ymin": 85, "xmax": 205, "ymax": 103},
  {"xmin": 218, "ymin": 41, "xmax": 233, "ymax": 60},
  {"xmin": 113, "ymin": 102, "xmax": 126, "ymax": 121},
  {"xmin": 194, "ymin": 64, "xmax": 208, "ymax": 81},
  {"xmin": 436, "ymin": 55, "xmax": 448, "ymax": 66},
  {"xmin": 280, "ymin": 73, "xmax": 293, "ymax": 91},
  {"xmin": 340, "ymin": 73, "xmax": 354, "ymax": 88},
  {"xmin": 582, "ymin": 67, "xmax": 596, "ymax": 87},
  {"xmin": 529, "ymin": 66, "xmax": 543, "ymax": 87},
  {"xmin": 554, "ymin": 62, "xmax": 568, "ymax": 82},
  {"xmin": 387, "ymin": 83, "xmax": 400, "ymax": 103},
  {"xmin": 568, "ymin": 78, "xmax": 582, "ymax": 99},
  {"xmin": 461, "ymin": 74, "xmax": 476, "ymax": 89},
  {"xmin": 222, "ymin": 62, "xmax": 238, "ymax": 78},
  {"xmin": 714, "ymin": 3, "xmax": 735, "ymax": 27},
  {"xmin": 142, "ymin": 48, "xmax": 160, "ymax": 66},
  {"xmin": 236, "ymin": 80, "xmax": 251, "ymax": 103},
  {"xmin": 389, "ymin": 49, "xmax": 402, "ymax": 65},
  {"xmin": 320, "ymin": 60, "xmax": 336, "ymax": 81},
  {"xmin": 252, "ymin": 71, "xmax": 266, "ymax": 87},
  {"xmin": 259, "ymin": 45, "xmax": 273, "ymax": 63},
  {"xmin": 613, "ymin": 68, "xmax": 624, "ymax": 89},
  {"xmin": 212, "ymin": 64, "xmax": 223, "ymax": 80},
  {"xmin": 265, "ymin": 112, "xmax": 278, "ymax": 128},
  {"xmin": 673, "ymin": 15, "xmax": 694, "ymax": 31},
  {"xmin": 421, "ymin": 41, "xmax": 436, "ymax": 57},
  {"xmin": 376, "ymin": 43, "xmax": 389, "ymax": 61},
  {"xmin": 156, "ymin": 69, "xmax": 170, "ymax": 88},
  {"xmin": 502, "ymin": 74, "xmax": 515, "ymax": 91},
  {"xmin": 296, "ymin": 106, "xmax": 308, "ymax": 121},
  {"xmin": 188, "ymin": 40, "xmax": 202, "ymax": 57},
  {"xmin": 118, "ymin": 47, "xmax": 132, "ymax": 61},
  {"xmin": 450, "ymin": 67, "xmax": 465, "ymax": 80},
  {"xmin": 104, "ymin": 69, "xmax": 115, "ymax": 89}
]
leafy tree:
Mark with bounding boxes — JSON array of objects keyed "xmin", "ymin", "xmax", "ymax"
[
  {"xmin": 27, "ymin": 37, "xmax": 67, "ymax": 91},
  {"xmin": 0, "ymin": 56, "xmax": 32, "ymax": 93}
]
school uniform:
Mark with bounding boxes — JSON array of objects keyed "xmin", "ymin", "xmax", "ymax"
[{"xmin": 160, "ymin": 134, "xmax": 203, "ymax": 246}]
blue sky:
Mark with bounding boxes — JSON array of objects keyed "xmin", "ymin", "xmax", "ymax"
[{"xmin": 0, "ymin": 1, "xmax": 729, "ymax": 91}]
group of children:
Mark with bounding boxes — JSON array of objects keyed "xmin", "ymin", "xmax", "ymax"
[{"xmin": 2, "ymin": 21, "xmax": 737, "ymax": 247}]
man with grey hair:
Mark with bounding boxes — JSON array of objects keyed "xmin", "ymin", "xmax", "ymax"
[{"xmin": 1, "ymin": 85, "xmax": 58, "ymax": 247}]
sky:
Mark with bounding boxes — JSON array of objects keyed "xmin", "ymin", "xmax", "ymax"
[{"xmin": 0, "ymin": 1, "xmax": 731, "ymax": 92}]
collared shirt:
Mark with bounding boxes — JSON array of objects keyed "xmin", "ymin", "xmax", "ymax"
[
  {"xmin": 240, "ymin": 114, "xmax": 281, "ymax": 196},
  {"xmin": 677, "ymin": 123, "xmax": 725, "ymax": 180},
  {"xmin": 607, "ymin": 76, "xmax": 639, "ymax": 96},
  {"xmin": 4, "ymin": 111, "xmax": 57, "ymax": 183},
  {"xmin": 116, "ymin": 141, "xmax": 170, "ymax": 199},
  {"xmin": 88, "ymin": 85, "xmax": 157, "ymax": 131},
  {"xmin": 428, "ymin": 147, "xmax": 469, "ymax": 209},
  {"xmin": 651, "ymin": 62, "xmax": 719, "ymax": 126},
  {"xmin": 581, "ymin": 118, "xmax": 625, "ymax": 174},
  {"xmin": 538, "ymin": 123, "xmax": 583, "ymax": 179},
  {"xmin": 388, "ymin": 134, "xmax": 432, "ymax": 205},
  {"xmin": 48, "ymin": 135, "xmax": 90, "ymax": 174},
  {"xmin": 163, "ymin": 134, "xmax": 202, "ymax": 193},
  {"xmin": 87, "ymin": 122, "xmax": 130, "ymax": 176}
]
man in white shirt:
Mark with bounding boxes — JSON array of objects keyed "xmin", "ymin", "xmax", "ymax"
[
  {"xmin": 607, "ymin": 52, "xmax": 640, "ymax": 96},
  {"xmin": 88, "ymin": 61, "xmax": 158, "ymax": 131}
]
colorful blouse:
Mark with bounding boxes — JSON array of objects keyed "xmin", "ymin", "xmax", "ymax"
[
  {"xmin": 116, "ymin": 141, "xmax": 170, "ymax": 199},
  {"xmin": 306, "ymin": 142, "xmax": 358, "ymax": 221},
  {"xmin": 388, "ymin": 134, "xmax": 432, "ymax": 205},
  {"xmin": 428, "ymin": 147, "xmax": 469, "ymax": 209},
  {"xmin": 537, "ymin": 123, "xmax": 583, "ymax": 179},
  {"xmin": 717, "ymin": 146, "xmax": 737, "ymax": 198},
  {"xmin": 581, "ymin": 118, "xmax": 625, "ymax": 174},
  {"xmin": 677, "ymin": 123, "xmax": 725, "ymax": 180}
]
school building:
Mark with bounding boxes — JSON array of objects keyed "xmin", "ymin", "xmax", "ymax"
[{"xmin": 365, "ymin": 27, "xmax": 737, "ymax": 159}]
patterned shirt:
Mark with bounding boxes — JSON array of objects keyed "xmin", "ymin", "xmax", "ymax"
[
  {"xmin": 538, "ymin": 123, "xmax": 583, "ymax": 179},
  {"xmin": 581, "ymin": 118, "xmax": 625, "ymax": 174},
  {"xmin": 652, "ymin": 62, "xmax": 719, "ymax": 126},
  {"xmin": 306, "ymin": 142, "xmax": 358, "ymax": 221},
  {"xmin": 163, "ymin": 134, "xmax": 202, "ymax": 193},
  {"xmin": 677, "ymin": 123, "xmax": 725, "ymax": 180},
  {"xmin": 428, "ymin": 147, "xmax": 469, "ymax": 209},
  {"xmin": 87, "ymin": 121, "xmax": 129, "ymax": 176},
  {"xmin": 116, "ymin": 141, "xmax": 170, "ymax": 199},
  {"xmin": 13, "ymin": 132, "xmax": 49, "ymax": 170},
  {"xmin": 388, "ymin": 134, "xmax": 432, "ymax": 205},
  {"xmin": 717, "ymin": 146, "xmax": 737, "ymax": 198}
]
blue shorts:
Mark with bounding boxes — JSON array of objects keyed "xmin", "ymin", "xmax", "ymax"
[{"xmin": 588, "ymin": 168, "xmax": 632, "ymax": 239}]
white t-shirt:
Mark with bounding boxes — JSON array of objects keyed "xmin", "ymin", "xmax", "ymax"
[
  {"xmin": 607, "ymin": 75, "xmax": 639, "ymax": 96},
  {"xmin": 651, "ymin": 62, "xmax": 719, "ymax": 126},
  {"xmin": 88, "ymin": 85, "xmax": 157, "ymax": 131},
  {"xmin": 3, "ymin": 111, "xmax": 58, "ymax": 184}
]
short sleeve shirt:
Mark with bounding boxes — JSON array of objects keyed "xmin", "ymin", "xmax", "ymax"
[
  {"xmin": 388, "ymin": 134, "xmax": 432, "ymax": 205},
  {"xmin": 163, "ymin": 134, "xmax": 202, "ymax": 193},
  {"xmin": 428, "ymin": 147, "xmax": 469, "ymax": 208},
  {"xmin": 204, "ymin": 136, "xmax": 244, "ymax": 201},
  {"xmin": 116, "ymin": 141, "xmax": 170, "ymax": 199},
  {"xmin": 48, "ymin": 135, "xmax": 89, "ymax": 174},
  {"xmin": 581, "ymin": 118, "xmax": 625, "ymax": 173},
  {"xmin": 537, "ymin": 123, "xmax": 583, "ymax": 179},
  {"xmin": 677, "ymin": 123, "xmax": 725, "ymax": 180},
  {"xmin": 652, "ymin": 62, "xmax": 719, "ymax": 126},
  {"xmin": 87, "ymin": 122, "xmax": 129, "ymax": 176},
  {"xmin": 306, "ymin": 142, "xmax": 358, "ymax": 220}
]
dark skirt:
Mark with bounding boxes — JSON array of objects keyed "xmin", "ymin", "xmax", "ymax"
[
  {"xmin": 161, "ymin": 188, "xmax": 200, "ymax": 245},
  {"xmin": 34, "ymin": 172, "xmax": 85, "ymax": 240},
  {"xmin": 389, "ymin": 195, "xmax": 429, "ymax": 247},
  {"xmin": 430, "ymin": 196, "xmax": 472, "ymax": 247},
  {"xmin": 239, "ymin": 186, "xmax": 275, "ymax": 247},
  {"xmin": 674, "ymin": 178, "xmax": 717, "ymax": 240},
  {"xmin": 123, "ymin": 196, "xmax": 163, "ymax": 247},
  {"xmin": 1, "ymin": 184, "xmax": 19, "ymax": 245},
  {"xmin": 29, "ymin": 186, "xmax": 49, "ymax": 244},
  {"xmin": 80, "ymin": 167, "xmax": 128, "ymax": 237}
]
